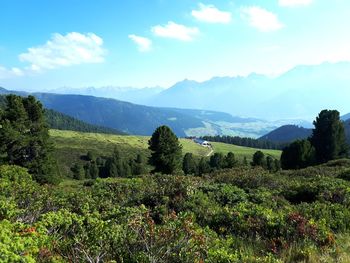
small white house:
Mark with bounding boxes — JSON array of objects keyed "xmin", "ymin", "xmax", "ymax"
[{"xmin": 194, "ymin": 138, "xmax": 211, "ymax": 147}]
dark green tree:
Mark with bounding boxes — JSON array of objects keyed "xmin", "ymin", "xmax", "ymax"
[
  {"xmin": 71, "ymin": 163, "xmax": 84, "ymax": 180},
  {"xmin": 182, "ymin": 153, "xmax": 197, "ymax": 175},
  {"xmin": 225, "ymin": 152, "xmax": 237, "ymax": 168},
  {"xmin": 86, "ymin": 151, "xmax": 95, "ymax": 161},
  {"xmin": 274, "ymin": 159, "xmax": 281, "ymax": 171},
  {"xmin": 280, "ymin": 139, "xmax": 316, "ymax": 169},
  {"xmin": 209, "ymin": 153, "xmax": 225, "ymax": 169},
  {"xmin": 87, "ymin": 161, "xmax": 99, "ymax": 179},
  {"xmin": 242, "ymin": 156, "xmax": 248, "ymax": 166},
  {"xmin": 0, "ymin": 95, "xmax": 56, "ymax": 183},
  {"xmin": 266, "ymin": 156, "xmax": 279, "ymax": 172},
  {"xmin": 105, "ymin": 147, "xmax": 123, "ymax": 177},
  {"xmin": 251, "ymin": 151, "xmax": 265, "ymax": 167},
  {"xmin": 310, "ymin": 110, "xmax": 348, "ymax": 163},
  {"xmin": 132, "ymin": 154, "xmax": 146, "ymax": 175},
  {"xmin": 148, "ymin": 126, "xmax": 182, "ymax": 174},
  {"xmin": 198, "ymin": 157, "xmax": 210, "ymax": 175}
]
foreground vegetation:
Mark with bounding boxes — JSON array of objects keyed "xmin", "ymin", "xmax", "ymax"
[
  {"xmin": 2, "ymin": 94, "xmax": 350, "ymax": 262},
  {"xmin": 3, "ymin": 160, "xmax": 350, "ymax": 262}
]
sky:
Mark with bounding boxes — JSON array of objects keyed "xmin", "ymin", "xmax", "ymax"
[{"xmin": 1, "ymin": 0, "xmax": 350, "ymax": 91}]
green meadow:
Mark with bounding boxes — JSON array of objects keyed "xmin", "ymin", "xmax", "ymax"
[{"xmin": 50, "ymin": 129, "xmax": 281, "ymax": 177}]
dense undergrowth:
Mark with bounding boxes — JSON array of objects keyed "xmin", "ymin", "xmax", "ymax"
[{"xmin": 2, "ymin": 159, "xmax": 350, "ymax": 262}]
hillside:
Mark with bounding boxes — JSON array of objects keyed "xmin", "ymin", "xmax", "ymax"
[
  {"xmin": 259, "ymin": 125, "xmax": 312, "ymax": 143},
  {"xmin": 50, "ymin": 129, "xmax": 281, "ymax": 177},
  {"xmin": 260, "ymin": 121, "xmax": 350, "ymax": 145},
  {"xmin": 0, "ymin": 87, "xmax": 286, "ymax": 137},
  {"xmin": 45, "ymin": 109, "xmax": 125, "ymax": 135},
  {"xmin": 0, "ymin": 95, "xmax": 124, "ymax": 135}
]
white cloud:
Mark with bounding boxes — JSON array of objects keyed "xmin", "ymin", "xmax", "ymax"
[
  {"xmin": 19, "ymin": 32, "xmax": 106, "ymax": 71},
  {"xmin": 0, "ymin": 66, "xmax": 24, "ymax": 79},
  {"xmin": 128, "ymin": 34, "xmax": 152, "ymax": 52},
  {"xmin": 191, "ymin": 3, "xmax": 232, "ymax": 24},
  {"xmin": 279, "ymin": 0, "xmax": 313, "ymax": 7},
  {"xmin": 151, "ymin": 21, "xmax": 199, "ymax": 41},
  {"xmin": 241, "ymin": 6, "xmax": 284, "ymax": 32}
]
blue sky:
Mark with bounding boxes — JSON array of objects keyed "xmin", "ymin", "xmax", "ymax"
[{"xmin": 1, "ymin": 0, "xmax": 350, "ymax": 90}]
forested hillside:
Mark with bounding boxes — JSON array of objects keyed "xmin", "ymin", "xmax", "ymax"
[
  {"xmin": 45, "ymin": 109, "xmax": 124, "ymax": 135},
  {"xmin": 1, "ymin": 95, "xmax": 124, "ymax": 134},
  {"xmin": 259, "ymin": 125, "xmax": 312, "ymax": 143},
  {"xmin": 0, "ymin": 87, "xmax": 293, "ymax": 137}
]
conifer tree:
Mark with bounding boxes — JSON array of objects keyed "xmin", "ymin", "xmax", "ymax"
[
  {"xmin": 0, "ymin": 95, "xmax": 56, "ymax": 183},
  {"xmin": 182, "ymin": 153, "xmax": 197, "ymax": 175},
  {"xmin": 148, "ymin": 126, "xmax": 182, "ymax": 174},
  {"xmin": 310, "ymin": 110, "xmax": 348, "ymax": 163}
]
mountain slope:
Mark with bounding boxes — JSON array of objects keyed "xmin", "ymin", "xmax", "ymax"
[
  {"xmin": 34, "ymin": 93, "xmax": 206, "ymax": 137},
  {"xmin": 45, "ymin": 109, "xmax": 125, "ymax": 135},
  {"xmin": 259, "ymin": 125, "xmax": 312, "ymax": 143},
  {"xmin": 0, "ymin": 88, "xmax": 313, "ymax": 137},
  {"xmin": 260, "ymin": 120, "xmax": 350, "ymax": 145},
  {"xmin": 0, "ymin": 94, "xmax": 124, "ymax": 134}
]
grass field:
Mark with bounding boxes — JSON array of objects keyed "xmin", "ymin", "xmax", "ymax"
[
  {"xmin": 210, "ymin": 142, "xmax": 281, "ymax": 160},
  {"xmin": 50, "ymin": 129, "xmax": 281, "ymax": 177}
]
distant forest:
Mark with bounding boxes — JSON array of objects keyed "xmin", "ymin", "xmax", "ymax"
[
  {"xmin": 45, "ymin": 109, "xmax": 124, "ymax": 135},
  {"xmin": 201, "ymin": 135, "xmax": 287, "ymax": 150}
]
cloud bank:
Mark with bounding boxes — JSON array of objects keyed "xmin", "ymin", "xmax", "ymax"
[{"xmin": 19, "ymin": 32, "xmax": 106, "ymax": 71}]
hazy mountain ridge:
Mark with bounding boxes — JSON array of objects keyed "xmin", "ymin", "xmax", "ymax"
[
  {"xmin": 148, "ymin": 62, "xmax": 350, "ymax": 120},
  {"xmin": 45, "ymin": 86, "xmax": 164, "ymax": 105},
  {"xmin": 47, "ymin": 62, "xmax": 350, "ymax": 121}
]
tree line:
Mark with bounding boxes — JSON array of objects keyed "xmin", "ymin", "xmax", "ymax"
[
  {"xmin": 200, "ymin": 135, "xmax": 286, "ymax": 150},
  {"xmin": 71, "ymin": 149, "xmax": 146, "ymax": 180}
]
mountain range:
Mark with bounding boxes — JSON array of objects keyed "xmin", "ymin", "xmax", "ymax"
[
  {"xmin": 1, "ymin": 61, "xmax": 349, "ymax": 138},
  {"xmin": 45, "ymin": 62, "xmax": 350, "ymax": 121}
]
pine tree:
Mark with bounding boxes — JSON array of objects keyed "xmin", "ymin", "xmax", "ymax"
[
  {"xmin": 71, "ymin": 163, "xmax": 84, "ymax": 180},
  {"xmin": 266, "ymin": 156, "xmax": 276, "ymax": 172},
  {"xmin": 280, "ymin": 139, "xmax": 315, "ymax": 169},
  {"xmin": 198, "ymin": 157, "xmax": 210, "ymax": 176},
  {"xmin": 89, "ymin": 161, "xmax": 99, "ymax": 179},
  {"xmin": 310, "ymin": 110, "xmax": 348, "ymax": 163},
  {"xmin": 209, "ymin": 153, "xmax": 225, "ymax": 169},
  {"xmin": 132, "ymin": 154, "xmax": 146, "ymax": 175},
  {"xmin": 0, "ymin": 95, "xmax": 56, "ymax": 183},
  {"xmin": 251, "ymin": 151, "xmax": 265, "ymax": 167},
  {"xmin": 182, "ymin": 153, "xmax": 197, "ymax": 175},
  {"xmin": 225, "ymin": 152, "xmax": 236, "ymax": 168},
  {"xmin": 148, "ymin": 126, "xmax": 182, "ymax": 174}
]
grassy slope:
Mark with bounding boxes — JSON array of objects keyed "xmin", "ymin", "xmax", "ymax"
[
  {"xmin": 210, "ymin": 141, "xmax": 281, "ymax": 160},
  {"xmin": 50, "ymin": 130, "xmax": 281, "ymax": 177}
]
